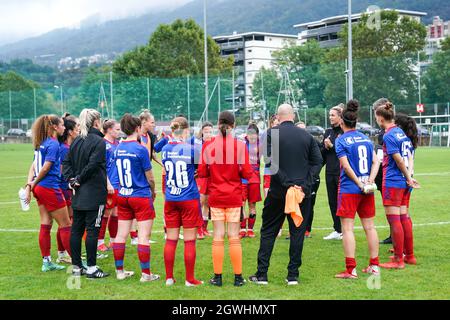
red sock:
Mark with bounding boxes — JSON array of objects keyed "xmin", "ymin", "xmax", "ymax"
[
  {"xmin": 240, "ymin": 218, "xmax": 247, "ymax": 230},
  {"xmin": 345, "ymin": 257, "xmax": 357, "ymax": 273},
  {"xmin": 370, "ymin": 257, "xmax": 379, "ymax": 266},
  {"xmin": 108, "ymin": 216, "xmax": 118, "ymax": 239},
  {"xmin": 58, "ymin": 226, "xmax": 72, "ymax": 256},
  {"xmin": 56, "ymin": 228, "xmax": 64, "ymax": 252},
  {"xmin": 400, "ymin": 214, "xmax": 414, "ymax": 256},
  {"xmin": 184, "ymin": 240, "xmax": 197, "ymax": 282},
  {"xmin": 98, "ymin": 216, "xmax": 108, "ymax": 241},
  {"xmin": 387, "ymin": 215, "xmax": 404, "ymax": 261},
  {"xmin": 164, "ymin": 239, "xmax": 178, "ymax": 280},
  {"xmin": 130, "ymin": 231, "xmax": 138, "ymax": 239},
  {"xmin": 138, "ymin": 244, "xmax": 151, "ymax": 275},
  {"xmin": 39, "ymin": 224, "xmax": 52, "ymax": 257},
  {"xmin": 248, "ymin": 214, "xmax": 256, "ymax": 230},
  {"xmin": 112, "ymin": 242, "xmax": 126, "ymax": 271}
]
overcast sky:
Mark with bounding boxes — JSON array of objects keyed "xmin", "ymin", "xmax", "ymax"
[{"xmin": 0, "ymin": 0, "xmax": 193, "ymax": 45}]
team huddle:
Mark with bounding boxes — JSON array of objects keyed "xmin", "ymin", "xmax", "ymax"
[{"xmin": 23, "ymin": 97, "xmax": 420, "ymax": 286}]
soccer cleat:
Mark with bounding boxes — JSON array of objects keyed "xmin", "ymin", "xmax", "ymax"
[
  {"xmin": 404, "ymin": 255, "xmax": 417, "ymax": 265},
  {"xmin": 285, "ymin": 276, "xmax": 299, "ymax": 286},
  {"xmin": 209, "ymin": 274, "xmax": 223, "ymax": 287},
  {"xmin": 248, "ymin": 274, "xmax": 268, "ymax": 285},
  {"xmin": 140, "ymin": 273, "xmax": 160, "ymax": 283},
  {"xmin": 335, "ymin": 268, "xmax": 358, "ymax": 279},
  {"xmin": 186, "ymin": 279, "xmax": 204, "ymax": 287},
  {"xmin": 116, "ymin": 270, "xmax": 135, "ymax": 280},
  {"xmin": 379, "ymin": 259, "xmax": 405, "ymax": 269},
  {"xmin": 239, "ymin": 230, "xmax": 247, "ymax": 239},
  {"xmin": 323, "ymin": 231, "xmax": 343, "ymax": 240},
  {"xmin": 380, "ymin": 236, "xmax": 393, "ymax": 244},
  {"xmin": 130, "ymin": 238, "xmax": 138, "ymax": 246},
  {"xmin": 234, "ymin": 275, "xmax": 246, "ymax": 287},
  {"xmin": 362, "ymin": 265, "xmax": 380, "ymax": 276},
  {"xmin": 56, "ymin": 253, "xmax": 72, "ymax": 264},
  {"xmin": 166, "ymin": 278, "xmax": 176, "ymax": 286},
  {"xmin": 86, "ymin": 268, "xmax": 110, "ymax": 279},
  {"xmin": 305, "ymin": 231, "xmax": 312, "ymax": 238},
  {"xmin": 41, "ymin": 261, "xmax": 66, "ymax": 272},
  {"xmin": 97, "ymin": 243, "xmax": 110, "ymax": 252},
  {"xmin": 247, "ymin": 230, "xmax": 255, "ymax": 238}
]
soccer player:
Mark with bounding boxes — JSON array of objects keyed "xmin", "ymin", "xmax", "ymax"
[
  {"xmin": 112, "ymin": 114, "xmax": 160, "ymax": 282},
  {"xmin": 263, "ymin": 115, "xmax": 279, "ymax": 198},
  {"xmin": 375, "ymin": 103, "xmax": 420, "ymax": 269},
  {"xmin": 195, "ymin": 122, "xmax": 214, "ymax": 239},
  {"xmin": 198, "ymin": 111, "xmax": 253, "ymax": 287},
  {"xmin": 162, "ymin": 117, "xmax": 204, "ymax": 287},
  {"xmin": 240, "ymin": 123, "xmax": 262, "ymax": 239},
  {"xmin": 97, "ymin": 119, "xmax": 121, "ymax": 252},
  {"xmin": 334, "ymin": 100, "xmax": 381, "ymax": 279},
  {"xmin": 56, "ymin": 114, "xmax": 79, "ymax": 264},
  {"xmin": 24, "ymin": 115, "xmax": 72, "ymax": 272}
]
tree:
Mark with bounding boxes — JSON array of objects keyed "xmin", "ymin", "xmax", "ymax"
[
  {"xmin": 252, "ymin": 67, "xmax": 282, "ymax": 116},
  {"xmin": 423, "ymin": 48, "xmax": 450, "ymax": 104},
  {"xmin": 113, "ymin": 19, "xmax": 233, "ymax": 78},
  {"xmin": 441, "ymin": 37, "xmax": 450, "ymax": 51},
  {"xmin": 321, "ymin": 10, "xmax": 427, "ymax": 107}
]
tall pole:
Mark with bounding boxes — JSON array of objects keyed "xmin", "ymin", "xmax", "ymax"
[
  {"xmin": 232, "ymin": 69, "xmax": 236, "ymax": 117},
  {"xmin": 60, "ymin": 86, "xmax": 63, "ymax": 115},
  {"xmin": 347, "ymin": 0, "xmax": 354, "ymax": 100},
  {"xmin": 147, "ymin": 78, "xmax": 150, "ymax": 109},
  {"xmin": 9, "ymin": 90, "xmax": 12, "ymax": 129},
  {"xmin": 33, "ymin": 88, "xmax": 37, "ymax": 122},
  {"xmin": 203, "ymin": 0, "xmax": 209, "ymax": 122},
  {"xmin": 110, "ymin": 71, "xmax": 114, "ymax": 120},
  {"xmin": 187, "ymin": 75, "xmax": 191, "ymax": 126},
  {"xmin": 418, "ymin": 51, "xmax": 422, "ymax": 125},
  {"xmin": 345, "ymin": 58, "xmax": 349, "ymax": 102},
  {"xmin": 218, "ymin": 76, "xmax": 221, "ymax": 115}
]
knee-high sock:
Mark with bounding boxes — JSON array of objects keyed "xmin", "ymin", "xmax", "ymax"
[
  {"xmin": 58, "ymin": 226, "xmax": 72, "ymax": 256},
  {"xmin": 113, "ymin": 242, "xmax": 126, "ymax": 271},
  {"xmin": 108, "ymin": 216, "xmax": 118, "ymax": 240},
  {"xmin": 164, "ymin": 239, "xmax": 178, "ymax": 280},
  {"xmin": 184, "ymin": 240, "xmax": 197, "ymax": 282},
  {"xmin": 229, "ymin": 237, "xmax": 242, "ymax": 275},
  {"xmin": 56, "ymin": 227, "xmax": 64, "ymax": 252},
  {"xmin": 240, "ymin": 218, "xmax": 247, "ymax": 230},
  {"xmin": 387, "ymin": 215, "xmax": 404, "ymax": 260},
  {"xmin": 39, "ymin": 224, "xmax": 52, "ymax": 258},
  {"xmin": 212, "ymin": 240, "xmax": 224, "ymax": 275},
  {"xmin": 248, "ymin": 214, "xmax": 256, "ymax": 231},
  {"xmin": 138, "ymin": 244, "xmax": 151, "ymax": 275},
  {"xmin": 98, "ymin": 216, "xmax": 109, "ymax": 242},
  {"xmin": 400, "ymin": 214, "xmax": 414, "ymax": 256}
]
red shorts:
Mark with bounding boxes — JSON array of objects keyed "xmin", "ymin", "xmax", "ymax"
[
  {"xmin": 62, "ymin": 189, "xmax": 72, "ymax": 207},
  {"xmin": 337, "ymin": 193, "xmax": 376, "ymax": 219},
  {"xmin": 196, "ymin": 177, "xmax": 209, "ymax": 195},
  {"xmin": 162, "ymin": 174, "xmax": 166, "ymax": 195},
  {"xmin": 106, "ymin": 189, "xmax": 119, "ymax": 210},
  {"xmin": 164, "ymin": 199, "xmax": 203, "ymax": 229},
  {"xmin": 117, "ymin": 197, "xmax": 156, "ymax": 222},
  {"xmin": 382, "ymin": 187, "xmax": 411, "ymax": 207},
  {"xmin": 242, "ymin": 183, "xmax": 262, "ymax": 203},
  {"xmin": 33, "ymin": 185, "xmax": 66, "ymax": 212},
  {"xmin": 263, "ymin": 175, "xmax": 271, "ymax": 189}
]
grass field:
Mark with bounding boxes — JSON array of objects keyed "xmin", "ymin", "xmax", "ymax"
[{"xmin": 0, "ymin": 144, "xmax": 449, "ymax": 300}]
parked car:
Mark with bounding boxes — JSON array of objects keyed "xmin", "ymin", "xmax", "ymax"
[
  {"xmin": 306, "ymin": 126, "xmax": 325, "ymax": 138},
  {"xmin": 416, "ymin": 125, "xmax": 430, "ymax": 136},
  {"xmin": 356, "ymin": 122, "xmax": 379, "ymax": 136},
  {"xmin": 7, "ymin": 128, "xmax": 26, "ymax": 136}
]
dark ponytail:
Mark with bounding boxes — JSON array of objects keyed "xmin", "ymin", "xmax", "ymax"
[
  {"xmin": 375, "ymin": 101, "xmax": 395, "ymax": 121},
  {"xmin": 218, "ymin": 111, "xmax": 235, "ymax": 137},
  {"xmin": 342, "ymin": 99, "xmax": 360, "ymax": 128},
  {"xmin": 120, "ymin": 113, "xmax": 141, "ymax": 136},
  {"xmin": 59, "ymin": 113, "xmax": 77, "ymax": 143},
  {"xmin": 395, "ymin": 113, "xmax": 419, "ymax": 149}
]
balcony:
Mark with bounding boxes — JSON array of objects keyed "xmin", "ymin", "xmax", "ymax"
[
  {"xmin": 223, "ymin": 52, "xmax": 244, "ymax": 62},
  {"xmin": 303, "ymin": 24, "xmax": 342, "ymax": 39},
  {"xmin": 220, "ymin": 41, "xmax": 244, "ymax": 51}
]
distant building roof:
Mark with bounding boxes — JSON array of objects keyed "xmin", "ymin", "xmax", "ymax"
[{"xmin": 213, "ymin": 31, "xmax": 298, "ymax": 41}]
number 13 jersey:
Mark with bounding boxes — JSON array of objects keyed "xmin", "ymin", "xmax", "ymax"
[{"xmin": 161, "ymin": 140, "xmax": 199, "ymax": 202}]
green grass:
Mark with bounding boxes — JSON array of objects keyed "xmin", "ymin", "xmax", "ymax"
[{"xmin": 0, "ymin": 144, "xmax": 449, "ymax": 300}]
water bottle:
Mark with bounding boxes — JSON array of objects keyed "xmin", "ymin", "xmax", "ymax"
[
  {"xmin": 18, "ymin": 187, "xmax": 30, "ymax": 211},
  {"xmin": 363, "ymin": 183, "xmax": 377, "ymax": 194}
]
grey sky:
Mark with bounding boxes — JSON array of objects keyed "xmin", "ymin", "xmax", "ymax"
[{"xmin": 0, "ymin": 0, "xmax": 193, "ymax": 45}]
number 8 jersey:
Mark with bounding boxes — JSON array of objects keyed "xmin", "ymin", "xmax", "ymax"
[
  {"xmin": 114, "ymin": 140, "xmax": 152, "ymax": 198},
  {"xmin": 161, "ymin": 140, "xmax": 199, "ymax": 202},
  {"xmin": 336, "ymin": 130, "xmax": 374, "ymax": 194}
]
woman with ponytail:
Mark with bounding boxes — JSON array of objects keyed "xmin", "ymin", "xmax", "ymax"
[
  {"xmin": 24, "ymin": 114, "xmax": 72, "ymax": 272},
  {"xmin": 198, "ymin": 111, "xmax": 253, "ymax": 287}
]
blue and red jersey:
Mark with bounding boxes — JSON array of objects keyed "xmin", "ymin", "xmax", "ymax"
[
  {"xmin": 105, "ymin": 138, "xmax": 120, "ymax": 190},
  {"xmin": 242, "ymin": 136, "xmax": 261, "ymax": 185},
  {"xmin": 336, "ymin": 130, "xmax": 374, "ymax": 194},
  {"xmin": 34, "ymin": 137, "xmax": 61, "ymax": 189},
  {"xmin": 383, "ymin": 126, "xmax": 412, "ymax": 189},
  {"xmin": 161, "ymin": 140, "xmax": 199, "ymax": 202},
  {"xmin": 114, "ymin": 140, "xmax": 152, "ymax": 198},
  {"xmin": 59, "ymin": 142, "xmax": 70, "ymax": 190}
]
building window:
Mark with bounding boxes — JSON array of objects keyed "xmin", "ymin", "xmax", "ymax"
[
  {"xmin": 248, "ymin": 61, "xmax": 253, "ymax": 65},
  {"xmin": 254, "ymin": 35, "xmax": 265, "ymax": 41},
  {"xmin": 248, "ymin": 49, "xmax": 252, "ymax": 53}
]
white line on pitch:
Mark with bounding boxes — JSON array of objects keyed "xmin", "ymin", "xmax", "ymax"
[{"xmin": 0, "ymin": 176, "xmax": 27, "ymax": 180}]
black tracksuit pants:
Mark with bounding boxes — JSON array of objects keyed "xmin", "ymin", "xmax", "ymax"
[
  {"xmin": 71, "ymin": 205, "xmax": 104, "ymax": 268},
  {"xmin": 326, "ymin": 174, "xmax": 341, "ymax": 233},
  {"xmin": 304, "ymin": 178, "xmax": 320, "ymax": 233}
]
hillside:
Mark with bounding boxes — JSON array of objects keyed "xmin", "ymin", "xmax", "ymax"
[{"xmin": 0, "ymin": 0, "xmax": 448, "ymax": 66}]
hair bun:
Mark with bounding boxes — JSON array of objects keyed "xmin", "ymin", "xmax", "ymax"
[
  {"xmin": 346, "ymin": 99, "xmax": 359, "ymax": 112},
  {"xmin": 385, "ymin": 102, "xmax": 394, "ymax": 111},
  {"xmin": 170, "ymin": 121, "xmax": 181, "ymax": 131}
]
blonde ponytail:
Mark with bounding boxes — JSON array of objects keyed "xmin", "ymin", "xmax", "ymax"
[{"xmin": 79, "ymin": 109, "xmax": 101, "ymax": 138}]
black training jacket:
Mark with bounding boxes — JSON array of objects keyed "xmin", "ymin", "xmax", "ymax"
[
  {"xmin": 320, "ymin": 126, "xmax": 343, "ymax": 176},
  {"xmin": 62, "ymin": 127, "xmax": 107, "ymax": 211}
]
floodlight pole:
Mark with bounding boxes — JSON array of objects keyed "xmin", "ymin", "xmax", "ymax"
[
  {"xmin": 203, "ymin": 0, "xmax": 209, "ymax": 122},
  {"xmin": 348, "ymin": 0, "xmax": 354, "ymax": 100}
]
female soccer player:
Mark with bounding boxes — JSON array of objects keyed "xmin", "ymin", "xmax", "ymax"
[
  {"xmin": 240, "ymin": 123, "xmax": 262, "ymax": 239},
  {"xmin": 375, "ymin": 103, "xmax": 420, "ymax": 269},
  {"xmin": 198, "ymin": 111, "xmax": 253, "ymax": 287},
  {"xmin": 24, "ymin": 115, "xmax": 72, "ymax": 272},
  {"xmin": 97, "ymin": 119, "xmax": 121, "ymax": 252},
  {"xmin": 162, "ymin": 117, "xmax": 204, "ymax": 287},
  {"xmin": 334, "ymin": 100, "xmax": 381, "ymax": 279},
  {"xmin": 56, "ymin": 114, "xmax": 79, "ymax": 264},
  {"xmin": 263, "ymin": 115, "xmax": 279, "ymax": 198},
  {"xmin": 195, "ymin": 122, "xmax": 214, "ymax": 239},
  {"xmin": 112, "ymin": 114, "xmax": 160, "ymax": 282}
]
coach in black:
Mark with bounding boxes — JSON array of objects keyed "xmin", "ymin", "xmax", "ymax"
[
  {"xmin": 63, "ymin": 108, "xmax": 109, "ymax": 279},
  {"xmin": 249, "ymin": 104, "xmax": 323, "ymax": 285}
]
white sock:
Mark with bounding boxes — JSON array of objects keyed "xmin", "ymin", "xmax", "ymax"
[
  {"xmin": 58, "ymin": 251, "xmax": 66, "ymax": 257},
  {"xmin": 43, "ymin": 256, "xmax": 51, "ymax": 263},
  {"xmin": 87, "ymin": 266, "xmax": 98, "ymax": 274},
  {"xmin": 98, "ymin": 239, "xmax": 105, "ymax": 246}
]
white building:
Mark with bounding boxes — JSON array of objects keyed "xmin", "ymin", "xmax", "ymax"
[{"xmin": 214, "ymin": 32, "xmax": 299, "ymax": 109}]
